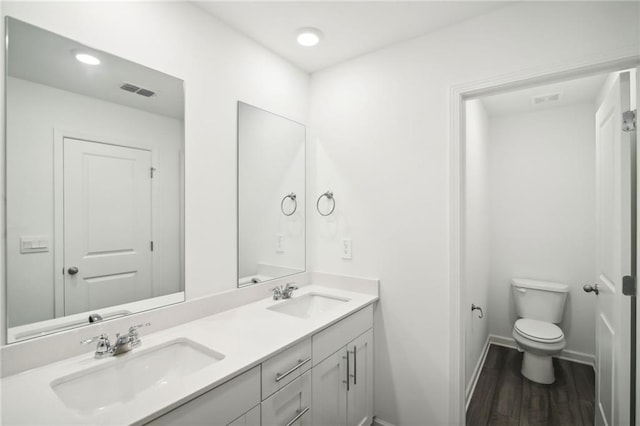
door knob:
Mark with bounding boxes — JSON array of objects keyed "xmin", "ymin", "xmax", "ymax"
[
  {"xmin": 67, "ymin": 266, "xmax": 79, "ymax": 275},
  {"xmin": 583, "ymin": 284, "xmax": 599, "ymax": 295}
]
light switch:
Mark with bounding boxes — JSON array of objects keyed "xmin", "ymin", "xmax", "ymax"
[
  {"xmin": 341, "ymin": 239, "xmax": 352, "ymax": 260},
  {"xmin": 20, "ymin": 236, "xmax": 49, "ymax": 253}
]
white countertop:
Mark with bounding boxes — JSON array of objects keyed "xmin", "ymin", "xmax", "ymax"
[{"xmin": 1, "ymin": 284, "xmax": 378, "ymax": 425}]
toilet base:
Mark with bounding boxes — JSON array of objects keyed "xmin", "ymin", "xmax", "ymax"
[{"xmin": 521, "ymin": 351, "xmax": 555, "ymax": 384}]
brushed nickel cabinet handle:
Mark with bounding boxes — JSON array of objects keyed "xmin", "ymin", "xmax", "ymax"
[
  {"xmin": 285, "ymin": 407, "xmax": 310, "ymax": 426},
  {"xmin": 275, "ymin": 357, "xmax": 311, "ymax": 383},
  {"xmin": 353, "ymin": 345, "xmax": 357, "ymax": 385},
  {"xmin": 343, "ymin": 351, "xmax": 350, "ymax": 391}
]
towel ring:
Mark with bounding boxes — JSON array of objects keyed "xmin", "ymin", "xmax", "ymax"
[
  {"xmin": 316, "ymin": 191, "xmax": 335, "ymax": 216},
  {"xmin": 280, "ymin": 193, "xmax": 297, "ymax": 216}
]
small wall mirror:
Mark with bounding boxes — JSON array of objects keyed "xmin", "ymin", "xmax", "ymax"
[
  {"xmin": 5, "ymin": 18, "xmax": 185, "ymax": 342},
  {"xmin": 237, "ymin": 102, "xmax": 305, "ymax": 286}
]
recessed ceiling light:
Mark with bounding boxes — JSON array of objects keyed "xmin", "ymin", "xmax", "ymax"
[
  {"xmin": 296, "ymin": 28, "xmax": 323, "ymax": 47},
  {"xmin": 75, "ymin": 52, "xmax": 100, "ymax": 66}
]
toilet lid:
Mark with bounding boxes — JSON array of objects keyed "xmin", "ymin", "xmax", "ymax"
[{"xmin": 514, "ymin": 319, "xmax": 564, "ymax": 343}]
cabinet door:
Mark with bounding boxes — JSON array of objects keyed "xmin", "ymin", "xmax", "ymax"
[
  {"xmin": 347, "ymin": 329, "xmax": 374, "ymax": 426},
  {"xmin": 228, "ymin": 405, "xmax": 260, "ymax": 426},
  {"xmin": 145, "ymin": 366, "xmax": 260, "ymax": 426},
  {"xmin": 312, "ymin": 348, "xmax": 348, "ymax": 426},
  {"xmin": 262, "ymin": 370, "xmax": 311, "ymax": 426}
]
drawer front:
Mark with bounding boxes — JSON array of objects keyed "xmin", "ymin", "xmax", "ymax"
[
  {"xmin": 312, "ymin": 304, "xmax": 373, "ymax": 366},
  {"xmin": 262, "ymin": 370, "xmax": 311, "ymax": 426},
  {"xmin": 146, "ymin": 366, "xmax": 261, "ymax": 426},
  {"xmin": 262, "ymin": 338, "xmax": 312, "ymax": 400}
]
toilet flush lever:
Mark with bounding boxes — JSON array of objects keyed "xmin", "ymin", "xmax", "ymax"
[
  {"xmin": 471, "ymin": 304, "xmax": 484, "ymax": 319},
  {"xmin": 583, "ymin": 284, "xmax": 600, "ymax": 295}
]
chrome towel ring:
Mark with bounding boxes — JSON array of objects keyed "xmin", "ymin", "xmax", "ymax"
[
  {"xmin": 316, "ymin": 191, "xmax": 335, "ymax": 216},
  {"xmin": 281, "ymin": 193, "xmax": 297, "ymax": 216}
]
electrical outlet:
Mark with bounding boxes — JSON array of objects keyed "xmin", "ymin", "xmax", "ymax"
[
  {"xmin": 276, "ymin": 234, "xmax": 284, "ymax": 253},
  {"xmin": 341, "ymin": 239, "xmax": 352, "ymax": 259}
]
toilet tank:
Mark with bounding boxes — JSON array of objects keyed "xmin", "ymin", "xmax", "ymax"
[{"xmin": 511, "ymin": 278, "xmax": 569, "ymax": 323}]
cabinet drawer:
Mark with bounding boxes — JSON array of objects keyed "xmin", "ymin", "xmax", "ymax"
[
  {"xmin": 262, "ymin": 370, "xmax": 311, "ymax": 426},
  {"xmin": 262, "ymin": 338, "xmax": 311, "ymax": 400},
  {"xmin": 146, "ymin": 366, "xmax": 261, "ymax": 426},
  {"xmin": 312, "ymin": 304, "xmax": 373, "ymax": 366},
  {"xmin": 228, "ymin": 404, "xmax": 261, "ymax": 426}
]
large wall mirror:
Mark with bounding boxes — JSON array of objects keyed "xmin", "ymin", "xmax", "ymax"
[
  {"xmin": 238, "ymin": 102, "xmax": 305, "ymax": 287},
  {"xmin": 5, "ymin": 18, "xmax": 185, "ymax": 343}
]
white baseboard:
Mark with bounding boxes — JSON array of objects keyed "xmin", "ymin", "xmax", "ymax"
[
  {"xmin": 488, "ymin": 334, "xmax": 595, "ymax": 367},
  {"xmin": 372, "ymin": 417, "xmax": 396, "ymax": 426},
  {"xmin": 465, "ymin": 335, "xmax": 491, "ymax": 411}
]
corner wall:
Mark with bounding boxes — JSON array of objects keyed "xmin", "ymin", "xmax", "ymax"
[{"xmin": 464, "ymin": 99, "xmax": 491, "ymax": 391}]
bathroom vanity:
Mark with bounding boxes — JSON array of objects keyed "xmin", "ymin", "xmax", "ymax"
[{"xmin": 0, "ymin": 281, "xmax": 377, "ymax": 425}]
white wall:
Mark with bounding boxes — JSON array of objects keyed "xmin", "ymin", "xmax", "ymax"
[
  {"xmin": 463, "ymin": 99, "xmax": 491, "ymax": 392},
  {"xmin": 309, "ymin": 2, "xmax": 638, "ymax": 424},
  {"xmin": 487, "ymin": 103, "xmax": 597, "ymax": 357},
  {"xmin": 6, "ymin": 76, "xmax": 183, "ymax": 327},
  {"xmin": 0, "ymin": 1, "xmax": 309, "ymax": 343},
  {"xmin": 238, "ymin": 103, "xmax": 305, "ymax": 279}
]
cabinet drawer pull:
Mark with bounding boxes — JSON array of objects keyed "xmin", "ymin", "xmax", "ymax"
[
  {"xmin": 285, "ymin": 407, "xmax": 310, "ymax": 426},
  {"xmin": 352, "ymin": 345, "xmax": 357, "ymax": 385},
  {"xmin": 275, "ymin": 357, "xmax": 311, "ymax": 383},
  {"xmin": 343, "ymin": 352, "xmax": 350, "ymax": 392}
]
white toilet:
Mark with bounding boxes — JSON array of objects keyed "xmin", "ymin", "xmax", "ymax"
[{"xmin": 511, "ymin": 278, "xmax": 569, "ymax": 384}]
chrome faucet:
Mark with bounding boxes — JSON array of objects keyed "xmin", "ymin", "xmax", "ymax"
[
  {"xmin": 81, "ymin": 323, "xmax": 150, "ymax": 359},
  {"xmin": 271, "ymin": 282, "xmax": 298, "ymax": 300},
  {"xmin": 282, "ymin": 282, "xmax": 298, "ymax": 299}
]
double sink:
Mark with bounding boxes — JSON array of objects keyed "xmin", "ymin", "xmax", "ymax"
[{"xmin": 50, "ymin": 292, "xmax": 349, "ymax": 413}]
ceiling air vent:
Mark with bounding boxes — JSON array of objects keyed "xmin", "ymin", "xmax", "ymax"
[
  {"xmin": 120, "ymin": 82, "xmax": 156, "ymax": 98},
  {"xmin": 120, "ymin": 83, "xmax": 139, "ymax": 93},
  {"xmin": 136, "ymin": 88, "xmax": 156, "ymax": 98},
  {"xmin": 531, "ymin": 92, "xmax": 561, "ymax": 105}
]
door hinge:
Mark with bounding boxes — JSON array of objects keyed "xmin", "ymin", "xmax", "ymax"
[
  {"xmin": 623, "ymin": 110, "xmax": 637, "ymax": 132},
  {"xmin": 150, "ymin": 167, "xmax": 156, "ymax": 178},
  {"xmin": 150, "ymin": 241, "xmax": 154, "ymax": 251},
  {"xmin": 623, "ymin": 275, "xmax": 637, "ymax": 296}
]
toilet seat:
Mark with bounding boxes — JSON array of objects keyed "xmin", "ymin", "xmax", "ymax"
[{"xmin": 514, "ymin": 318, "xmax": 564, "ymax": 343}]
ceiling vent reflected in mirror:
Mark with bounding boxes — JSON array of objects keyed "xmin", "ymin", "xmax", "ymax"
[
  {"xmin": 120, "ymin": 82, "xmax": 156, "ymax": 97},
  {"xmin": 531, "ymin": 92, "xmax": 561, "ymax": 105}
]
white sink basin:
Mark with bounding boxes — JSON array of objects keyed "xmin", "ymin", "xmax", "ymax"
[
  {"xmin": 50, "ymin": 338, "xmax": 224, "ymax": 413},
  {"xmin": 267, "ymin": 293, "xmax": 350, "ymax": 319}
]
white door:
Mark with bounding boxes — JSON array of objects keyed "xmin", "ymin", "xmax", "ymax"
[
  {"xmin": 63, "ymin": 137, "xmax": 153, "ymax": 315},
  {"xmin": 594, "ymin": 71, "xmax": 634, "ymax": 426},
  {"xmin": 347, "ymin": 329, "xmax": 374, "ymax": 426},
  {"xmin": 312, "ymin": 349, "xmax": 348, "ymax": 426}
]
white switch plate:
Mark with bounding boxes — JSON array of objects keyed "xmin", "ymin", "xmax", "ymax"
[
  {"xmin": 276, "ymin": 234, "xmax": 285, "ymax": 253},
  {"xmin": 20, "ymin": 236, "xmax": 49, "ymax": 253},
  {"xmin": 341, "ymin": 239, "xmax": 352, "ymax": 259}
]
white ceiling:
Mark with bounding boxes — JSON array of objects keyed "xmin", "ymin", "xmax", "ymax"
[
  {"xmin": 480, "ymin": 73, "xmax": 608, "ymax": 117},
  {"xmin": 195, "ymin": 1, "xmax": 512, "ymax": 73}
]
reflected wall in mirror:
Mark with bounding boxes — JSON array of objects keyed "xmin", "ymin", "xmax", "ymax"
[
  {"xmin": 238, "ymin": 102, "xmax": 305, "ymax": 287},
  {"xmin": 5, "ymin": 18, "xmax": 185, "ymax": 343}
]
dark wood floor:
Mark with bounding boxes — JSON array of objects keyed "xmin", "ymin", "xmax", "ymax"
[{"xmin": 466, "ymin": 345, "xmax": 595, "ymax": 426}]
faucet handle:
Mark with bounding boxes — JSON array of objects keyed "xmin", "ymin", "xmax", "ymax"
[
  {"xmin": 81, "ymin": 333, "xmax": 112, "ymax": 358},
  {"xmin": 128, "ymin": 322, "xmax": 151, "ymax": 348},
  {"xmin": 81, "ymin": 333, "xmax": 110, "ymax": 345},
  {"xmin": 128, "ymin": 322, "xmax": 151, "ymax": 333}
]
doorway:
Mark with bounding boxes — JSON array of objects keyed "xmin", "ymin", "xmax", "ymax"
[{"xmin": 451, "ymin": 60, "xmax": 639, "ymax": 425}]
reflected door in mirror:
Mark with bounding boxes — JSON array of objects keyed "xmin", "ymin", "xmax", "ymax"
[{"xmin": 63, "ymin": 138, "xmax": 152, "ymax": 315}]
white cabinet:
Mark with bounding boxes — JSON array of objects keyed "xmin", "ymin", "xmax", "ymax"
[
  {"xmin": 145, "ymin": 366, "xmax": 261, "ymax": 426},
  {"xmin": 262, "ymin": 370, "xmax": 311, "ymax": 426},
  {"xmin": 228, "ymin": 405, "xmax": 261, "ymax": 426},
  {"xmin": 261, "ymin": 338, "xmax": 311, "ymax": 400},
  {"xmin": 312, "ymin": 306, "xmax": 374, "ymax": 426}
]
